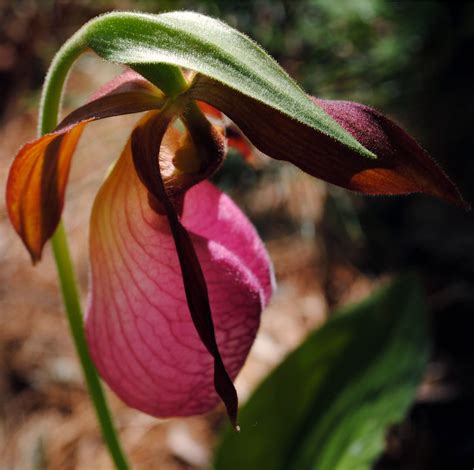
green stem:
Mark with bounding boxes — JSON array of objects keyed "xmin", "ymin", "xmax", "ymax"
[
  {"xmin": 132, "ymin": 63, "xmax": 189, "ymax": 97},
  {"xmin": 51, "ymin": 224, "xmax": 129, "ymax": 470},
  {"xmin": 40, "ymin": 32, "xmax": 129, "ymax": 470}
]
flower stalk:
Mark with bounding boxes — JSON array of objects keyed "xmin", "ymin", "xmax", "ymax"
[{"xmin": 50, "ymin": 223, "xmax": 129, "ymax": 470}]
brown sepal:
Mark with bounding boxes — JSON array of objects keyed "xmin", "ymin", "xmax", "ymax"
[
  {"xmin": 188, "ymin": 75, "xmax": 467, "ymax": 208},
  {"xmin": 6, "ymin": 124, "xmax": 85, "ymax": 263},
  {"xmin": 6, "ymin": 70, "xmax": 165, "ymax": 262}
]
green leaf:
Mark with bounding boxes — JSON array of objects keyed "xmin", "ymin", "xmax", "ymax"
[
  {"xmin": 80, "ymin": 11, "xmax": 375, "ymax": 159},
  {"xmin": 213, "ymin": 275, "xmax": 430, "ymax": 470}
]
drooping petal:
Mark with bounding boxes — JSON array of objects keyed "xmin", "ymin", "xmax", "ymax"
[
  {"xmin": 130, "ymin": 111, "xmax": 239, "ymax": 425},
  {"xmin": 187, "ymin": 74, "xmax": 465, "ymax": 207},
  {"xmin": 6, "ymin": 70, "xmax": 165, "ymax": 262},
  {"xmin": 85, "ymin": 137, "xmax": 272, "ymax": 419},
  {"xmin": 6, "ymin": 123, "xmax": 85, "ymax": 262}
]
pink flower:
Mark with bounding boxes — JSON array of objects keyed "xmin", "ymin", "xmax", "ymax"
[
  {"xmin": 5, "ymin": 67, "xmax": 464, "ymax": 425},
  {"xmin": 87, "ymin": 131, "xmax": 273, "ymax": 418}
]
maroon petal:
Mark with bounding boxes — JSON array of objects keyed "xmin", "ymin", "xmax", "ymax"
[
  {"xmin": 58, "ymin": 69, "xmax": 164, "ymax": 129},
  {"xmin": 131, "ymin": 111, "xmax": 240, "ymax": 427},
  {"xmin": 314, "ymin": 98, "xmax": 467, "ymax": 207},
  {"xmin": 187, "ymin": 74, "xmax": 465, "ymax": 207}
]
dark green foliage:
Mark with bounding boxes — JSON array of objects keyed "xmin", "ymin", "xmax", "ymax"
[{"xmin": 214, "ymin": 275, "xmax": 430, "ymax": 470}]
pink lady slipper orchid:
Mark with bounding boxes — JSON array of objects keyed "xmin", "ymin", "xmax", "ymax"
[
  {"xmin": 6, "ymin": 70, "xmax": 274, "ymax": 425},
  {"xmin": 5, "ymin": 14, "xmax": 466, "ymax": 428}
]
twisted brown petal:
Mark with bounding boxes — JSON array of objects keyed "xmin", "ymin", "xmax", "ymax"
[{"xmin": 131, "ymin": 111, "xmax": 239, "ymax": 427}]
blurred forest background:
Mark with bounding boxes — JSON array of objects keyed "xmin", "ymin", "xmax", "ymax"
[{"xmin": 1, "ymin": 1, "xmax": 473, "ymax": 469}]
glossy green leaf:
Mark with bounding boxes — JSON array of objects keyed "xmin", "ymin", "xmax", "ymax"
[
  {"xmin": 214, "ymin": 275, "xmax": 430, "ymax": 470},
  {"xmin": 79, "ymin": 11, "xmax": 374, "ymax": 159}
]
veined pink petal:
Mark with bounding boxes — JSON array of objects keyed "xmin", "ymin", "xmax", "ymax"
[
  {"xmin": 85, "ymin": 139, "xmax": 273, "ymax": 417},
  {"xmin": 182, "ymin": 182, "xmax": 274, "ymax": 306}
]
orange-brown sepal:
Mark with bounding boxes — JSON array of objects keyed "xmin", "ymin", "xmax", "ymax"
[
  {"xmin": 6, "ymin": 124, "xmax": 85, "ymax": 263},
  {"xmin": 6, "ymin": 69, "xmax": 165, "ymax": 262}
]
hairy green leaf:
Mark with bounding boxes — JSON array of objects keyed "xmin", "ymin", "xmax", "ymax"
[
  {"xmin": 214, "ymin": 275, "xmax": 430, "ymax": 470},
  {"xmin": 80, "ymin": 11, "xmax": 374, "ymax": 159}
]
